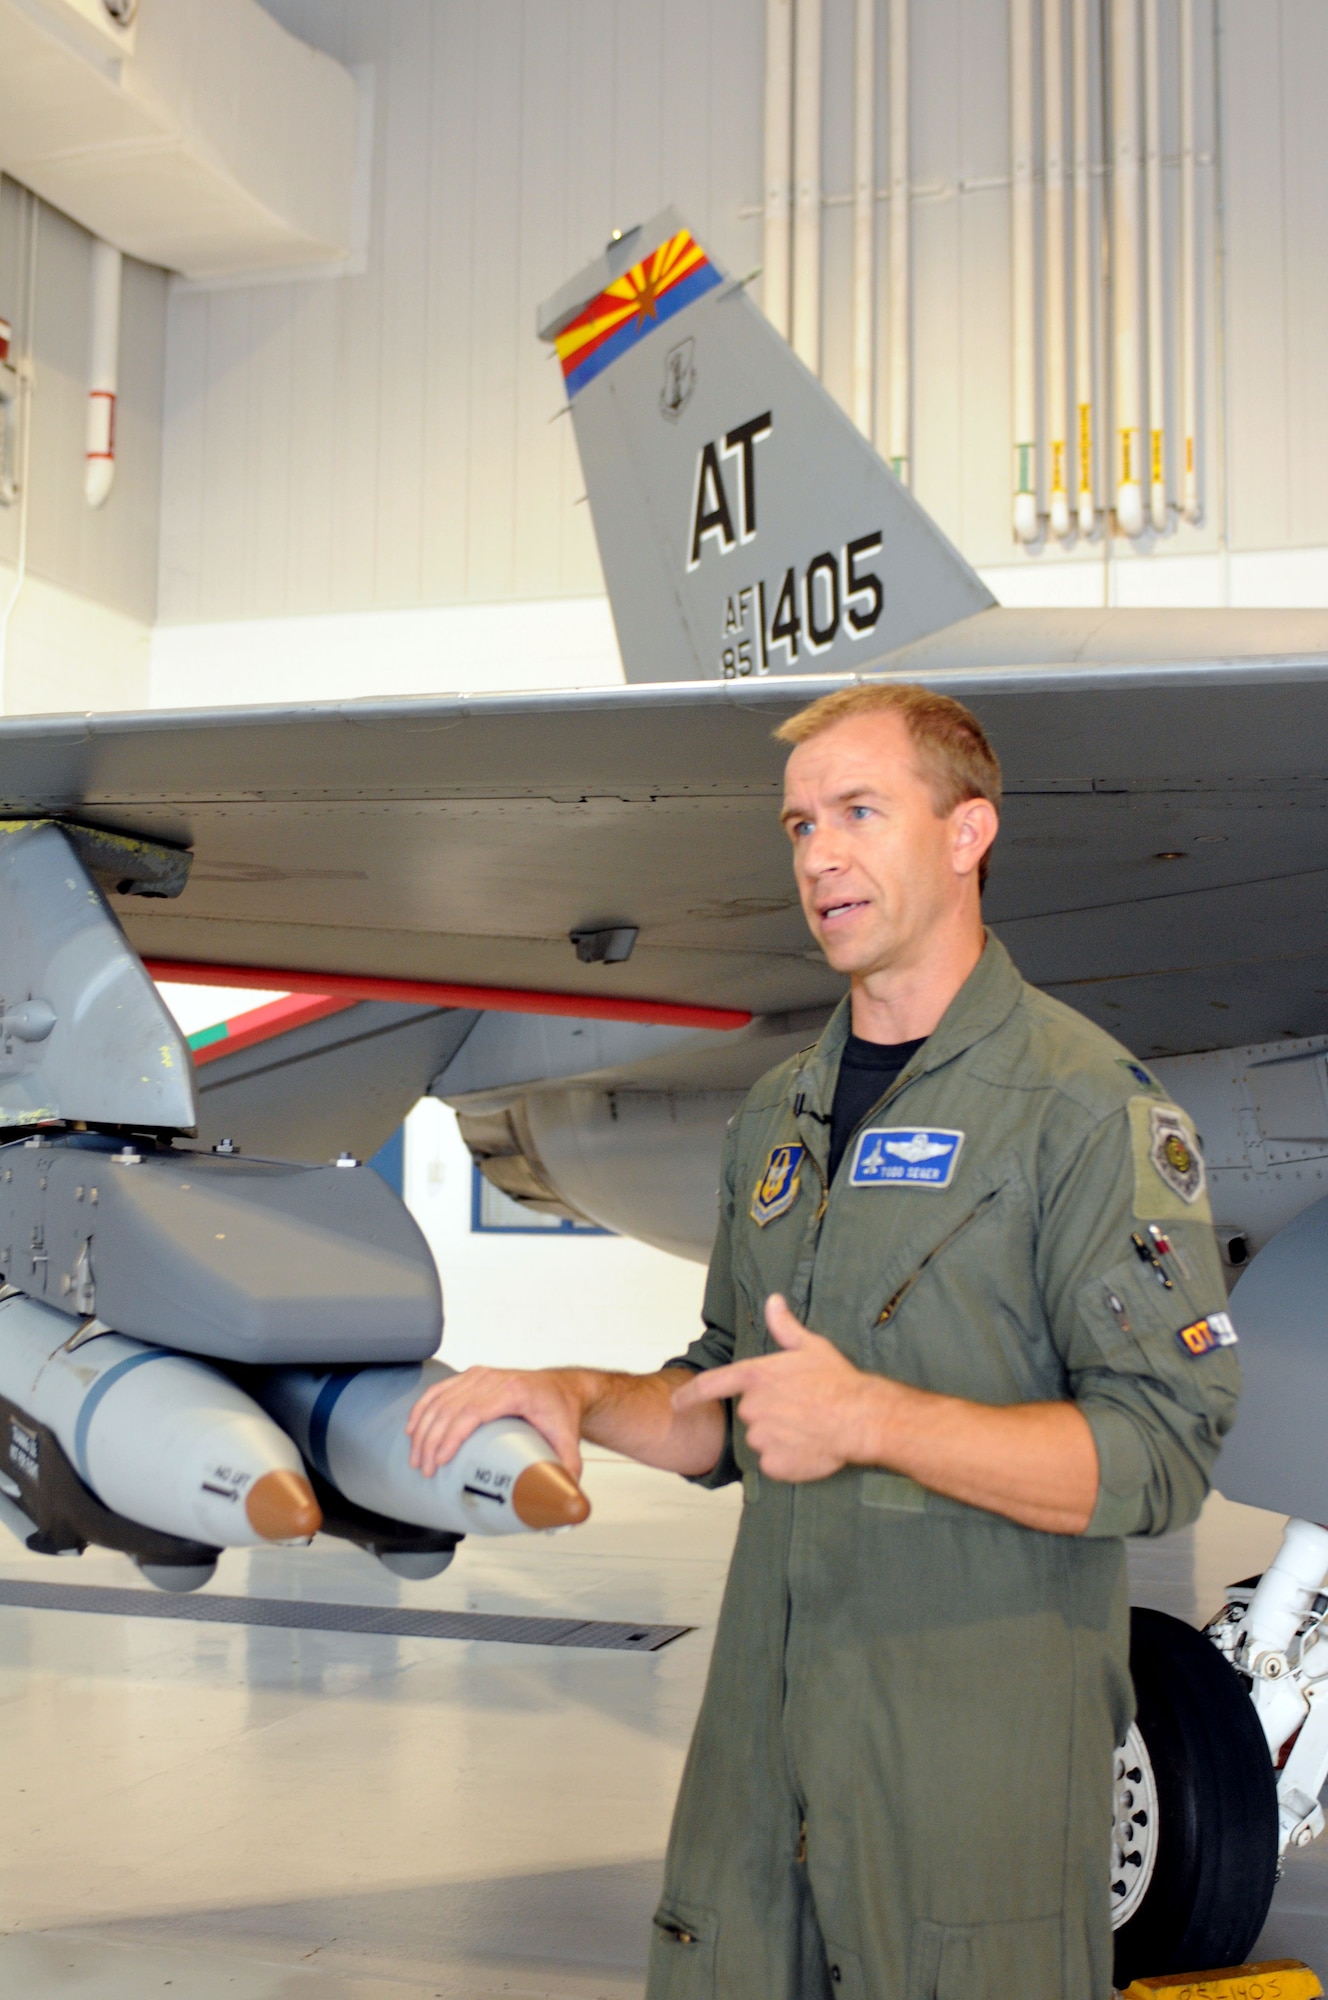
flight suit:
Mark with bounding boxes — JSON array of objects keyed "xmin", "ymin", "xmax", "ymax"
[{"xmin": 648, "ymin": 936, "xmax": 1239, "ymax": 2000}]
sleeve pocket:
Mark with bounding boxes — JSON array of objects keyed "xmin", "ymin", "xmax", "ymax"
[{"xmin": 1073, "ymin": 1252, "xmax": 1216, "ymax": 1374}]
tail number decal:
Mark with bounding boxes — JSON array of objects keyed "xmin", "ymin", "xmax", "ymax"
[{"xmin": 719, "ymin": 535, "xmax": 884, "ymax": 676}]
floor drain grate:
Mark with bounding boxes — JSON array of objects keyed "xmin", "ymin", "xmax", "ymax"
[{"xmin": 0, "ymin": 1579, "xmax": 692, "ymax": 1651}]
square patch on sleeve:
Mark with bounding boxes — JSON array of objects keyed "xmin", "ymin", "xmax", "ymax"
[
  {"xmin": 1176, "ymin": 1311, "xmax": 1238, "ymax": 1357},
  {"xmin": 849, "ymin": 1128, "xmax": 964, "ymax": 1189}
]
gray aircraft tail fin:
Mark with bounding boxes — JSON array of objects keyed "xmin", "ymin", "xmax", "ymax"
[{"xmin": 537, "ymin": 209, "xmax": 993, "ymax": 685}]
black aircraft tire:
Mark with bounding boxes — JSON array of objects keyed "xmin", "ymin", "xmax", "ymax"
[{"xmin": 1112, "ymin": 1606, "xmax": 1280, "ymax": 1987}]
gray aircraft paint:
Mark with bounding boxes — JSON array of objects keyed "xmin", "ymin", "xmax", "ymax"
[
  {"xmin": 0, "ymin": 1138, "xmax": 441, "ymax": 1365},
  {"xmin": 7, "ymin": 667, "xmax": 1328, "ymax": 1060},
  {"xmin": 537, "ymin": 209, "xmax": 993, "ymax": 683},
  {"xmin": 194, "ymin": 1000, "xmax": 478, "ymax": 1163},
  {"xmin": 0, "ymin": 823, "xmax": 196, "ymax": 1132}
]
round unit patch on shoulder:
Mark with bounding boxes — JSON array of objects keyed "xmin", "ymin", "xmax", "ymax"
[
  {"xmin": 1149, "ymin": 1105, "xmax": 1205, "ymax": 1204},
  {"xmin": 1127, "ymin": 1095, "xmax": 1211, "ymax": 1221}
]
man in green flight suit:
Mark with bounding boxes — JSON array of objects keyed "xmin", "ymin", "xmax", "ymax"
[{"xmin": 406, "ymin": 683, "xmax": 1240, "ymax": 2000}]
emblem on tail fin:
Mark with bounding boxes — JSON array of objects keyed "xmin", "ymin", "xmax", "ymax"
[
  {"xmin": 660, "ymin": 340, "xmax": 696, "ymax": 422},
  {"xmin": 538, "ymin": 206, "xmax": 994, "ymax": 683}
]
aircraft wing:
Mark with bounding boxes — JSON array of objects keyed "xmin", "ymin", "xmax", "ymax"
[{"xmin": 6, "ymin": 657, "xmax": 1328, "ymax": 1060}]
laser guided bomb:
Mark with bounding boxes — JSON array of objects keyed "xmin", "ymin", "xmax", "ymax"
[
  {"xmin": 0, "ymin": 1290, "xmax": 319, "ymax": 1590},
  {"xmin": 0, "ymin": 820, "xmax": 589, "ymax": 1589},
  {"xmin": 257, "ymin": 1362, "xmax": 590, "ymax": 1578}
]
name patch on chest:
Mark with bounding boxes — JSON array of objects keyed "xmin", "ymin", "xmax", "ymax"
[
  {"xmin": 751, "ymin": 1143, "xmax": 806, "ymax": 1225},
  {"xmin": 849, "ymin": 1127, "xmax": 964, "ymax": 1189}
]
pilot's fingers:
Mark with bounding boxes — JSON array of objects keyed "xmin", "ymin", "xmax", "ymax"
[
  {"xmin": 405, "ymin": 1367, "xmax": 492, "ymax": 1437},
  {"xmin": 408, "ymin": 1371, "xmax": 584, "ymax": 1482},
  {"xmin": 764, "ymin": 1293, "xmax": 812, "ymax": 1349},
  {"xmin": 671, "ymin": 1359, "xmax": 762, "ymax": 1410},
  {"xmin": 408, "ymin": 1398, "xmax": 489, "ymax": 1477},
  {"xmin": 405, "ymin": 1367, "xmax": 517, "ymax": 1470}
]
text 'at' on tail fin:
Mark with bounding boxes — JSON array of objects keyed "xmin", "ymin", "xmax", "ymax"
[{"xmin": 537, "ymin": 209, "xmax": 993, "ymax": 686}]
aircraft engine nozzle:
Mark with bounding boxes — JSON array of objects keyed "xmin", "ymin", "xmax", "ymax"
[
  {"xmin": 512, "ymin": 1461, "xmax": 591, "ymax": 1530},
  {"xmin": 245, "ymin": 1468, "xmax": 322, "ymax": 1542}
]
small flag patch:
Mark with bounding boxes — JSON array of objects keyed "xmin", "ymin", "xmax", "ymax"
[{"xmin": 1176, "ymin": 1311, "xmax": 1238, "ymax": 1358}]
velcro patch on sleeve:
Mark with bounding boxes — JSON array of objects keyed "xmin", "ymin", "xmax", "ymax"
[
  {"xmin": 1175, "ymin": 1310, "xmax": 1238, "ymax": 1358},
  {"xmin": 1128, "ymin": 1095, "xmax": 1212, "ymax": 1222}
]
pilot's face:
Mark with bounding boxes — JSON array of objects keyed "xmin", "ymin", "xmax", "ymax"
[{"xmin": 781, "ymin": 713, "xmax": 977, "ymax": 980}]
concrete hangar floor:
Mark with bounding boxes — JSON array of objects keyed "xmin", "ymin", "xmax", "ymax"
[{"xmin": 0, "ymin": 1485, "xmax": 1324, "ymax": 1997}]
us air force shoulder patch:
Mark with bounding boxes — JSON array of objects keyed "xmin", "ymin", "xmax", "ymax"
[
  {"xmin": 1149, "ymin": 1105, "xmax": 1206, "ymax": 1203},
  {"xmin": 751, "ymin": 1143, "xmax": 805, "ymax": 1226},
  {"xmin": 850, "ymin": 1128, "xmax": 964, "ymax": 1190},
  {"xmin": 1128, "ymin": 1096, "xmax": 1211, "ymax": 1220}
]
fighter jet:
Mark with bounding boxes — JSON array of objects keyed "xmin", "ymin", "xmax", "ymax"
[{"xmin": 0, "ymin": 209, "xmax": 1326, "ymax": 1978}]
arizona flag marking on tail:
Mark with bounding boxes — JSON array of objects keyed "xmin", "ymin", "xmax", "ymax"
[{"xmin": 554, "ymin": 228, "xmax": 721, "ymax": 399}]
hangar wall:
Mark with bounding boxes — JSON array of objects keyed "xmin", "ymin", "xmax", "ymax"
[
  {"xmin": 157, "ymin": 0, "xmax": 764, "ymax": 630},
  {"xmin": 151, "ymin": 0, "xmax": 1328, "ymax": 678},
  {"xmin": 0, "ymin": 182, "xmax": 167, "ymax": 712}
]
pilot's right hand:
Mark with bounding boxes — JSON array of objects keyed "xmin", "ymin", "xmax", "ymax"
[{"xmin": 406, "ymin": 1365, "xmax": 592, "ymax": 1482}]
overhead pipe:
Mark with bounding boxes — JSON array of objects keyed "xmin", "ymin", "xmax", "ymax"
[
  {"xmin": 762, "ymin": 0, "xmax": 795, "ymax": 340},
  {"xmin": 1043, "ymin": 0, "xmax": 1071, "ymax": 539},
  {"xmin": 791, "ymin": 0, "xmax": 823, "ymax": 372},
  {"xmin": 851, "ymin": 0, "xmax": 876, "ymax": 436},
  {"xmin": 1110, "ymin": 0, "xmax": 1145, "ymax": 538},
  {"xmin": 1010, "ymin": 0, "xmax": 1038, "ymax": 542},
  {"xmin": 1071, "ymin": 0, "xmax": 1099, "ymax": 536},
  {"xmin": 1179, "ymin": 0, "xmax": 1201, "ymax": 522},
  {"xmin": 887, "ymin": 0, "xmax": 911, "ymax": 484},
  {"xmin": 1143, "ymin": 0, "xmax": 1169, "ymax": 533},
  {"xmin": 85, "ymin": 239, "xmax": 121, "ymax": 510}
]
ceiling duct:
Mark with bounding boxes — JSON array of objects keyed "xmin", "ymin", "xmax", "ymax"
[{"xmin": 0, "ymin": 0, "xmax": 360, "ymax": 280}]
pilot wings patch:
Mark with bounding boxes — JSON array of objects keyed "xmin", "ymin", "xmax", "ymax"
[
  {"xmin": 849, "ymin": 1128, "xmax": 965, "ymax": 1190},
  {"xmin": 751, "ymin": 1143, "xmax": 805, "ymax": 1225}
]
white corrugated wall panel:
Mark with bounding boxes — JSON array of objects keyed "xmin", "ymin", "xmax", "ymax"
[
  {"xmin": 158, "ymin": 0, "xmax": 765, "ymax": 625},
  {"xmin": 150, "ymin": 0, "xmax": 1328, "ymax": 625}
]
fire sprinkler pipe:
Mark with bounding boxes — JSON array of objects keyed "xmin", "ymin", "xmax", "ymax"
[
  {"xmin": 851, "ymin": 0, "xmax": 876, "ymax": 437},
  {"xmin": 1010, "ymin": 0, "xmax": 1039, "ymax": 543},
  {"xmin": 762, "ymin": 0, "xmax": 794, "ymax": 341},
  {"xmin": 85, "ymin": 239, "xmax": 121, "ymax": 510},
  {"xmin": 886, "ymin": 0, "xmax": 911, "ymax": 484},
  {"xmin": 1179, "ymin": 0, "xmax": 1201, "ymax": 523},
  {"xmin": 791, "ymin": 0, "xmax": 823, "ymax": 373},
  {"xmin": 1110, "ymin": 0, "xmax": 1145, "ymax": 539},
  {"xmin": 1044, "ymin": 0, "xmax": 1071, "ymax": 539},
  {"xmin": 1071, "ymin": 0, "xmax": 1099, "ymax": 537},
  {"xmin": 1143, "ymin": 0, "xmax": 1169, "ymax": 534}
]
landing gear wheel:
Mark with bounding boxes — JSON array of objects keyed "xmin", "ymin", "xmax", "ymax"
[{"xmin": 1111, "ymin": 1607, "xmax": 1279, "ymax": 1987}]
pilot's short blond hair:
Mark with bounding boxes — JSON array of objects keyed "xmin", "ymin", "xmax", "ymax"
[{"xmin": 774, "ymin": 682, "xmax": 1001, "ymax": 884}]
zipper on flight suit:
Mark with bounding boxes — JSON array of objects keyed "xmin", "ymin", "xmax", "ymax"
[{"xmin": 875, "ymin": 1186, "xmax": 1003, "ymax": 1325}]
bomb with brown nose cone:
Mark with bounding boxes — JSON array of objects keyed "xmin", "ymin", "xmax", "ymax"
[{"xmin": 257, "ymin": 1360, "xmax": 590, "ymax": 1538}]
